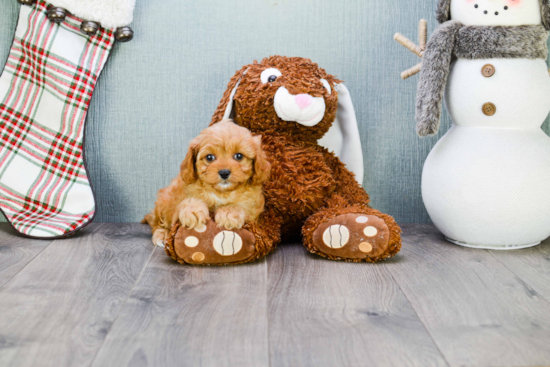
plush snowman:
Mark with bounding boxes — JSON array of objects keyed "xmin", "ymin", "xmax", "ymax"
[{"xmin": 397, "ymin": 0, "xmax": 550, "ymax": 249}]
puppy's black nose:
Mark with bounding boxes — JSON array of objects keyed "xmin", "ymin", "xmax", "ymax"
[{"xmin": 219, "ymin": 169, "xmax": 231, "ymax": 180}]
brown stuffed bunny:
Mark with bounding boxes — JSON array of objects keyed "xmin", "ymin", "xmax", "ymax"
[{"xmin": 164, "ymin": 56, "xmax": 401, "ymax": 265}]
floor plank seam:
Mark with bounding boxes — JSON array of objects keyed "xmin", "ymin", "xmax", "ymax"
[
  {"xmin": 87, "ymin": 245, "xmax": 157, "ymax": 367},
  {"xmin": 0, "ymin": 239, "xmax": 55, "ymax": 289},
  {"xmin": 263, "ymin": 256, "xmax": 271, "ymax": 367},
  {"xmin": 486, "ymin": 249, "xmax": 550, "ymax": 305},
  {"xmin": 384, "ymin": 263, "xmax": 452, "ymax": 367}
]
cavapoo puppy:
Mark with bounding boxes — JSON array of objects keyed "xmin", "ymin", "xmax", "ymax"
[{"xmin": 143, "ymin": 119, "xmax": 271, "ymax": 247}]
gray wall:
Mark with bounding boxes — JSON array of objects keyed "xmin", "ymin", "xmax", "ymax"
[{"xmin": 1, "ymin": 0, "xmax": 549, "ymax": 224}]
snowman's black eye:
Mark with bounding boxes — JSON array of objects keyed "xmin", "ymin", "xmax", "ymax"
[
  {"xmin": 268, "ymin": 75, "xmax": 277, "ymax": 83},
  {"xmin": 504, "ymin": 6, "xmax": 508, "ymax": 10},
  {"xmin": 475, "ymin": 4, "xmax": 478, "ymax": 8}
]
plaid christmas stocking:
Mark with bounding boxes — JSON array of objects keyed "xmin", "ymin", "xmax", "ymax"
[{"xmin": 0, "ymin": 0, "xmax": 134, "ymax": 238}]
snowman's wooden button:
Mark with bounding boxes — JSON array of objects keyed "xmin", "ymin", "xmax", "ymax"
[
  {"xmin": 482, "ymin": 103, "xmax": 496, "ymax": 116},
  {"xmin": 482, "ymin": 64, "xmax": 495, "ymax": 78}
]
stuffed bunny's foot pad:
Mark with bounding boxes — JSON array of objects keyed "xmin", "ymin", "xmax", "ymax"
[
  {"xmin": 312, "ymin": 214, "xmax": 390, "ymax": 260},
  {"xmin": 166, "ymin": 220, "xmax": 256, "ymax": 265}
]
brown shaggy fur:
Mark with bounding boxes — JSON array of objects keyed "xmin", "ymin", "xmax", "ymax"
[
  {"xmin": 197, "ymin": 55, "xmax": 402, "ymax": 263},
  {"xmin": 143, "ymin": 120, "xmax": 271, "ymax": 247}
]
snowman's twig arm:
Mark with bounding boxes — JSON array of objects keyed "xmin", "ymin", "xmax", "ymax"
[
  {"xmin": 394, "ymin": 19, "xmax": 428, "ymax": 79},
  {"xmin": 419, "ymin": 19, "xmax": 427, "ymax": 51},
  {"xmin": 401, "ymin": 63, "xmax": 422, "ymax": 80},
  {"xmin": 394, "ymin": 33, "xmax": 424, "ymax": 58}
]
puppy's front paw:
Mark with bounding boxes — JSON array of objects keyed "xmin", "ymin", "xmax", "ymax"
[
  {"xmin": 178, "ymin": 199, "xmax": 210, "ymax": 230},
  {"xmin": 152, "ymin": 229, "xmax": 168, "ymax": 248},
  {"xmin": 215, "ymin": 206, "xmax": 246, "ymax": 230}
]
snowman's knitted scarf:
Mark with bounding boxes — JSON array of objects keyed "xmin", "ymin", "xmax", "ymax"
[{"xmin": 416, "ymin": 21, "xmax": 549, "ymax": 136}]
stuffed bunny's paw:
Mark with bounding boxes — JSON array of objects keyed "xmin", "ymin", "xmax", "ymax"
[
  {"xmin": 171, "ymin": 220, "xmax": 257, "ymax": 265},
  {"xmin": 312, "ymin": 214, "xmax": 391, "ymax": 260}
]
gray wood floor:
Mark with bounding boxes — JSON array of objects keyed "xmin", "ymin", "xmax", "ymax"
[{"xmin": 0, "ymin": 223, "xmax": 549, "ymax": 367}]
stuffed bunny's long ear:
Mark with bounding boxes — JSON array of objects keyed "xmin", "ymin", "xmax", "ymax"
[
  {"xmin": 222, "ymin": 79, "xmax": 241, "ymax": 121},
  {"xmin": 318, "ymin": 83, "xmax": 364, "ymax": 185},
  {"xmin": 210, "ymin": 67, "xmax": 248, "ymax": 125}
]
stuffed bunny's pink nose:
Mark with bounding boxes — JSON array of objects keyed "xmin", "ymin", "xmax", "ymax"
[{"xmin": 295, "ymin": 94, "xmax": 313, "ymax": 110}]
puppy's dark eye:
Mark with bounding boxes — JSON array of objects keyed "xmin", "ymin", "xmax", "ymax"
[
  {"xmin": 205, "ymin": 154, "xmax": 216, "ymax": 162},
  {"xmin": 234, "ymin": 153, "xmax": 244, "ymax": 161},
  {"xmin": 268, "ymin": 75, "xmax": 277, "ymax": 83}
]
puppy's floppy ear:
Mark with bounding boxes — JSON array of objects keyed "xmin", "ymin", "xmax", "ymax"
[
  {"xmin": 180, "ymin": 136, "xmax": 201, "ymax": 184},
  {"xmin": 251, "ymin": 135, "xmax": 271, "ymax": 186},
  {"xmin": 210, "ymin": 65, "xmax": 249, "ymax": 126}
]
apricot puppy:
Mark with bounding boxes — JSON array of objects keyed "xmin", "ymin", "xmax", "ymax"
[{"xmin": 143, "ymin": 119, "xmax": 271, "ymax": 247}]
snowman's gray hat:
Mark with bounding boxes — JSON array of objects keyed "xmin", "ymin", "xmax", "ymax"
[{"xmin": 436, "ymin": 0, "xmax": 550, "ymax": 30}]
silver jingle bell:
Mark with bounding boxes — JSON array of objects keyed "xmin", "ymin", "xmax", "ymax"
[
  {"xmin": 47, "ymin": 7, "xmax": 68, "ymax": 23},
  {"xmin": 115, "ymin": 27, "xmax": 134, "ymax": 42},
  {"xmin": 17, "ymin": 0, "xmax": 36, "ymax": 5},
  {"xmin": 81, "ymin": 21, "xmax": 100, "ymax": 36}
]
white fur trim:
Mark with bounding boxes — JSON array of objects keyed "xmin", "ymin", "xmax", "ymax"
[{"xmin": 48, "ymin": 0, "xmax": 136, "ymax": 28}]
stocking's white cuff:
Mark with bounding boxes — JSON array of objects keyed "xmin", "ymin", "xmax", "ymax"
[{"xmin": 47, "ymin": 0, "xmax": 136, "ymax": 28}]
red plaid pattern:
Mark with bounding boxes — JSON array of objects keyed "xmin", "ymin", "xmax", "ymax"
[{"xmin": 0, "ymin": 0, "xmax": 115, "ymax": 238}]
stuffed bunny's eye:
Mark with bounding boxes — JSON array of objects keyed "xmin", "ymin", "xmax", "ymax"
[
  {"xmin": 320, "ymin": 79, "xmax": 332, "ymax": 95},
  {"xmin": 261, "ymin": 68, "xmax": 282, "ymax": 84},
  {"xmin": 234, "ymin": 153, "xmax": 244, "ymax": 161},
  {"xmin": 206, "ymin": 154, "xmax": 216, "ymax": 162}
]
